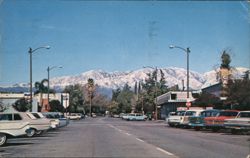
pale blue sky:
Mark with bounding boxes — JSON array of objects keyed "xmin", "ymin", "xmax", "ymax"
[{"xmin": 0, "ymin": 0, "xmax": 249, "ymax": 86}]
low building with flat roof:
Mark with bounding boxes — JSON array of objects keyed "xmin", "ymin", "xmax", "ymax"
[{"xmin": 156, "ymin": 91, "xmax": 197, "ymax": 119}]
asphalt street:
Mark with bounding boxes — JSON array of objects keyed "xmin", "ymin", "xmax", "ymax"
[{"xmin": 0, "ymin": 117, "xmax": 249, "ymax": 158}]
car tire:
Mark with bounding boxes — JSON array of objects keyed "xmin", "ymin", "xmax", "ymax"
[
  {"xmin": 194, "ymin": 127, "xmax": 201, "ymax": 131},
  {"xmin": 212, "ymin": 127, "xmax": 220, "ymax": 132},
  {"xmin": 231, "ymin": 129, "xmax": 238, "ymax": 134},
  {"xmin": 27, "ymin": 128, "xmax": 36, "ymax": 137},
  {"xmin": 0, "ymin": 133, "xmax": 7, "ymax": 146}
]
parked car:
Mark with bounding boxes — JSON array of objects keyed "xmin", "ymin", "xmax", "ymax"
[
  {"xmin": 31, "ymin": 112, "xmax": 55, "ymax": 130},
  {"xmin": 0, "ymin": 113, "xmax": 31, "ymax": 146},
  {"xmin": 224, "ymin": 111, "xmax": 250, "ymax": 134},
  {"xmin": 23, "ymin": 112, "xmax": 51, "ymax": 137},
  {"xmin": 179, "ymin": 109, "xmax": 205, "ymax": 128},
  {"xmin": 92, "ymin": 113, "xmax": 97, "ymax": 118},
  {"xmin": 126, "ymin": 113, "xmax": 146, "ymax": 121},
  {"xmin": 166, "ymin": 110, "xmax": 186, "ymax": 127},
  {"xmin": 204, "ymin": 110, "xmax": 239, "ymax": 132},
  {"xmin": 122, "ymin": 114, "xmax": 129, "ymax": 120},
  {"xmin": 0, "ymin": 112, "xmax": 50, "ymax": 137},
  {"xmin": 43, "ymin": 112, "xmax": 69, "ymax": 128},
  {"xmin": 66, "ymin": 113, "xmax": 82, "ymax": 120},
  {"xmin": 189, "ymin": 109, "xmax": 220, "ymax": 131}
]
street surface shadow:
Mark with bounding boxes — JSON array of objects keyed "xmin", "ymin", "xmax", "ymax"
[{"xmin": 4, "ymin": 142, "xmax": 34, "ymax": 147}]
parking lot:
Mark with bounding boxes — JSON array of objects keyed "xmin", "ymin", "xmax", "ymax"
[{"xmin": 0, "ymin": 117, "xmax": 249, "ymax": 158}]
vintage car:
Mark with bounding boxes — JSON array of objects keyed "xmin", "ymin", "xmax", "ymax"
[
  {"xmin": 66, "ymin": 113, "xmax": 82, "ymax": 120},
  {"xmin": 31, "ymin": 112, "xmax": 57, "ymax": 130},
  {"xmin": 43, "ymin": 112, "xmax": 69, "ymax": 128},
  {"xmin": 122, "ymin": 114, "xmax": 129, "ymax": 120},
  {"xmin": 188, "ymin": 109, "xmax": 220, "ymax": 131},
  {"xmin": 22, "ymin": 112, "xmax": 51, "ymax": 137},
  {"xmin": 179, "ymin": 109, "xmax": 205, "ymax": 128},
  {"xmin": 204, "ymin": 110, "xmax": 239, "ymax": 132},
  {"xmin": 126, "ymin": 113, "xmax": 146, "ymax": 121},
  {"xmin": 224, "ymin": 111, "xmax": 250, "ymax": 134},
  {"xmin": 0, "ymin": 113, "xmax": 31, "ymax": 146},
  {"xmin": 166, "ymin": 110, "xmax": 186, "ymax": 127}
]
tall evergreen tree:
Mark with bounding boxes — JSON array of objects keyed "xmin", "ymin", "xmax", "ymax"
[
  {"xmin": 220, "ymin": 50, "xmax": 231, "ymax": 69},
  {"xmin": 134, "ymin": 81, "xmax": 138, "ymax": 94}
]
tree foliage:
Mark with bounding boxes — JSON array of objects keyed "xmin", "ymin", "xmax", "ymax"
[
  {"xmin": 0, "ymin": 100, "xmax": 6, "ymax": 112},
  {"xmin": 226, "ymin": 79, "xmax": 250, "ymax": 110},
  {"xmin": 193, "ymin": 92, "xmax": 222, "ymax": 109},
  {"xmin": 63, "ymin": 84, "xmax": 84, "ymax": 113},
  {"xmin": 111, "ymin": 69, "xmax": 169, "ymax": 114},
  {"xmin": 12, "ymin": 98, "xmax": 30, "ymax": 112},
  {"xmin": 49, "ymin": 100, "xmax": 64, "ymax": 112},
  {"xmin": 137, "ymin": 69, "xmax": 168, "ymax": 114},
  {"xmin": 220, "ymin": 50, "xmax": 231, "ymax": 69},
  {"xmin": 34, "ymin": 79, "xmax": 49, "ymax": 94}
]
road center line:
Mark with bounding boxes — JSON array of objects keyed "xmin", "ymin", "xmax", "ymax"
[
  {"xmin": 125, "ymin": 132, "xmax": 131, "ymax": 136},
  {"xmin": 136, "ymin": 138, "xmax": 144, "ymax": 142},
  {"xmin": 156, "ymin": 147, "xmax": 175, "ymax": 156}
]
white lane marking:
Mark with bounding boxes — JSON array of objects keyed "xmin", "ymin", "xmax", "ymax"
[
  {"xmin": 156, "ymin": 147, "xmax": 175, "ymax": 156},
  {"xmin": 107, "ymin": 124, "xmax": 123, "ymax": 132},
  {"xmin": 125, "ymin": 132, "xmax": 131, "ymax": 136},
  {"xmin": 136, "ymin": 138, "xmax": 144, "ymax": 142}
]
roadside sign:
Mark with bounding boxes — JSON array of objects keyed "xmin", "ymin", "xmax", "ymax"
[{"xmin": 186, "ymin": 102, "xmax": 191, "ymax": 107}]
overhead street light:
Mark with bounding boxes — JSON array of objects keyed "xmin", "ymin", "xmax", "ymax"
[
  {"xmin": 47, "ymin": 66, "xmax": 63, "ymax": 108},
  {"xmin": 169, "ymin": 45, "xmax": 191, "ymax": 100},
  {"xmin": 28, "ymin": 46, "xmax": 50, "ymax": 110}
]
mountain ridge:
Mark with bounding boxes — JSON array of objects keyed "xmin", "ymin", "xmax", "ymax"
[{"xmin": 1, "ymin": 67, "xmax": 249, "ymax": 95}]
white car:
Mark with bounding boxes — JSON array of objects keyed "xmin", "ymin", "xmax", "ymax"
[
  {"xmin": 122, "ymin": 114, "xmax": 129, "ymax": 120},
  {"xmin": 224, "ymin": 111, "xmax": 250, "ymax": 134},
  {"xmin": 66, "ymin": 113, "xmax": 81, "ymax": 120},
  {"xmin": 19, "ymin": 112, "xmax": 51, "ymax": 137},
  {"xmin": 43, "ymin": 112, "xmax": 69, "ymax": 128},
  {"xmin": 31, "ymin": 112, "xmax": 56, "ymax": 130},
  {"xmin": 0, "ymin": 113, "xmax": 31, "ymax": 146},
  {"xmin": 166, "ymin": 110, "xmax": 186, "ymax": 127},
  {"xmin": 126, "ymin": 113, "xmax": 146, "ymax": 121}
]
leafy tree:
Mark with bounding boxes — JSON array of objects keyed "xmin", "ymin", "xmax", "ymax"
[
  {"xmin": 193, "ymin": 92, "xmax": 222, "ymax": 109},
  {"xmin": 138, "ymin": 69, "xmax": 169, "ymax": 114},
  {"xmin": 49, "ymin": 100, "xmax": 64, "ymax": 112},
  {"xmin": 112, "ymin": 88, "xmax": 121, "ymax": 101},
  {"xmin": 91, "ymin": 93, "xmax": 110, "ymax": 114},
  {"xmin": 63, "ymin": 84, "xmax": 85, "ymax": 113},
  {"xmin": 116, "ymin": 83, "xmax": 134, "ymax": 113},
  {"xmin": 226, "ymin": 79, "xmax": 250, "ymax": 110},
  {"xmin": 12, "ymin": 98, "xmax": 30, "ymax": 112}
]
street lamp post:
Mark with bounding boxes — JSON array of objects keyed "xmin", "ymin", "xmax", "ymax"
[
  {"xmin": 169, "ymin": 45, "xmax": 191, "ymax": 99},
  {"xmin": 28, "ymin": 46, "xmax": 50, "ymax": 109},
  {"xmin": 47, "ymin": 66, "xmax": 62, "ymax": 106}
]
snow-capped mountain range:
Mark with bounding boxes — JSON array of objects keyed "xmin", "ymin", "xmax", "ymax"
[{"xmin": 1, "ymin": 67, "xmax": 249, "ymax": 95}]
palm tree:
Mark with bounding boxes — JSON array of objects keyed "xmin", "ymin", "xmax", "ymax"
[{"xmin": 34, "ymin": 79, "xmax": 49, "ymax": 111}]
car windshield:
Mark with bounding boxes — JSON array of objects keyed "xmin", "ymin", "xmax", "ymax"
[
  {"xmin": 238, "ymin": 112, "xmax": 250, "ymax": 118},
  {"xmin": 185, "ymin": 111, "xmax": 196, "ymax": 116},
  {"xmin": 32, "ymin": 113, "xmax": 41, "ymax": 119},
  {"xmin": 217, "ymin": 111, "xmax": 238, "ymax": 117}
]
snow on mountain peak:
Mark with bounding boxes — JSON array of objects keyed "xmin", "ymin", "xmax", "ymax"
[{"xmin": 5, "ymin": 67, "xmax": 249, "ymax": 94}]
